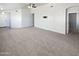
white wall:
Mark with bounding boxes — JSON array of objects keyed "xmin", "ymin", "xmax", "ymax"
[
  {"xmin": 10, "ymin": 9, "xmax": 22, "ymax": 28},
  {"xmin": 22, "ymin": 8, "xmax": 33, "ymax": 27},
  {"xmin": 10, "ymin": 8, "xmax": 33, "ymax": 28},
  {"xmin": 0, "ymin": 4, "xmax": 33, "ymax": 28},
  {"xmin": 0, "ymin": 12, "xmax": 10, "ymax": 27},
  {"xmin": 32, "ymin": 3, "xmax": 79, "ymax": 34}
]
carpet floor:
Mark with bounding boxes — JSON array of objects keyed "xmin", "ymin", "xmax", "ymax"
[{"xmin": 0, "ymin": 27, "xmax": 79, "ymax": 56}]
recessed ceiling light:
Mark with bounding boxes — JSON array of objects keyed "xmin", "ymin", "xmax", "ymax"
[
  {"xmin": 2, "ymin": 12, "xmax": 5, "ymax": 14},
  {"xmin": 1, "ymin": 8, "xmax": 3, "ymax": 10}
]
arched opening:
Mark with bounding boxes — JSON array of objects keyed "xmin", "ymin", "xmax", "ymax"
[{"xmin": 66, "ymin": 6, "xmax": 79, "ymax": 34}]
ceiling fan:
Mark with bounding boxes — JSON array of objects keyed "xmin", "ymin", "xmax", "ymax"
[{"xmin": 27, "ymin": 3, "xmax": 37, "ymax": 8}]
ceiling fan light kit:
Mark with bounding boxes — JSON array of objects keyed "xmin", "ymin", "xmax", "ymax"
[{"xmin": 28, "ymin": 3, "xmax": 37, "ymax": 8}]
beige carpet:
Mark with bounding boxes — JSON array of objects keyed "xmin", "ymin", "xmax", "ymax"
[{"xmin": 0, "ymin": 27, "xmax": 79, "ymax": 56}]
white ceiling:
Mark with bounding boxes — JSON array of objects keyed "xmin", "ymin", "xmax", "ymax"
[
  {"xmin": 0, "ymin": 3, "xmax": 46, "ymax": 10},
  {"xmin": 0, "ymin": 3, "xmax": 27, "ymax": 9}
]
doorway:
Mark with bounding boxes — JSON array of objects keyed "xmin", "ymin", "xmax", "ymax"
[
  {"xmin": 32, "ymin": 13, "xmax": 34, "ymax": 27},
  {"xmin": 68, "ymin": 13, "xmax": 78, "ymax": 34}
]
